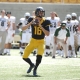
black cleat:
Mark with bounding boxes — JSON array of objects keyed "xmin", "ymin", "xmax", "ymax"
[
  {"xmin": 52, "ymin": 56, "xmax": 55, "ymax": 58},
  {"xmin": 7, "ymin": 54, "xmax": 11, "ymax": 56},
  {"xmin": 4, "ymin": 53, "xmax": 7, "ymax": 55},
  {"xmin": 0, "ymin": 53, "xmax": 2, "ymax": 55},
  {"xmin": 33, "ymin": 51, "xmax": 36, "ymax": 56},
  {"xmin": 33, "ymin": 69, "xmax": 37, "ymax": 76},
  {"xmin": 65, "ymin": 56, "xmax": 68, "ymax": 58},
  {"xmin": 27, "ymin": 64, "xmax": 34, "ymax": 73},
  {"xmin": 20, "ymin": 52, "xmax": 23, "ymax": 56}
]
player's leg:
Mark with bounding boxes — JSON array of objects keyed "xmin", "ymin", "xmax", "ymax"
[
  {"xmin": 33, "ymin": 39, "xmax": 45, "ymax": 76},
  {"xmin": 44, "ymin": 35, "xmax": 51, "ymax": 56},
  {"xmin": 52, "ymin": 39, "xmax": 58, "ymax": 58},
  {"xmin": 20, "ymin": 43, "xmax": 24, "ymax": 55},
  {"xmin": 3, "ymin": 35, "xmax": 9, "ymax": 55},
  {"xmin": 74, "ymin": 34, "xmax": 78, "ymax": 56},
  {"xmin": 19, "ymin": 32, "xmax": 23, "ymax": 55},
  {"xmin": 22, "ymin": 38, "xmax": 36, "ymax": 73},
  {"xmin": 7, "ymin": 36, "xmax": 14, "ymax": 56},
  {"xmin": 45, "ymin": 45, "xmax": 50, "ymax": 57},
  {"xmin": 3, "ymin": 44, "xmax": 8, "ymax": 55},
  {"xmin": 68, "ymin": 37, "xmax": 73, "ymax": 58},
  {"xmin": 68, "ymin": 45, "xmax": 72, "ymax": 58},
  {"xmin": 20, "ymin": 33, "xmax": 26, "ymax": 55},
  {"xmin": 78, "ymin": 46, "xmax": 80, "ymax": 53},
  {"xmin": 1, "ymin": 31, "xmax": 7, "ymax": 55},
  {"xmin": 56, "ymin": 44, "xmax": 63, "ymax": 56},
  {"xmin": 60, "ymin": 46, "xmax": 64, "ymax": 57},
  {"xmin": 71, "ymin": 35, "xmax": 76, "ymax": 58},
  {"xmin": 61, "ymin": 42, "xmax": 68, "ymax": 58}
]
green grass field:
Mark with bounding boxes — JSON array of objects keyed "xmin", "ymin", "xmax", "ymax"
[{"xmin": 0, "ymin": 49, "xmax": 80, "ymax": 80}]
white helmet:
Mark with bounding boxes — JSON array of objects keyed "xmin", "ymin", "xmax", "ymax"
[
  {"xmin": 66, "ymin": 14, "xmax": 71, "ymax": 19},
  {"xmin": 24, "ymin": 12, "xmax": 30, "ymax": 17},
  {"xmin": 71, "ymin": 12, "xmax": 77, "ymax": 17}
]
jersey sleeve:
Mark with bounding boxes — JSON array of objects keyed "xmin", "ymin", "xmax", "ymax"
[
  {"xmin": 54, "ymin": 29, "xmax": 58, "ymax": 37},
  {"xmin": 54, "ymin": 28, "xmax": 61, "ymax": 37},
  {"xmin": 43, "ymin": 20, "xmax": 51, "ymax": 31},
  {"xmin": 66, "ymin": 28, "xmax": 70, "ymax": 37}
]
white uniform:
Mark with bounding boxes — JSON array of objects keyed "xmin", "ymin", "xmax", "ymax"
[
  {"xmin": 45, "ymin": 17, "xmax": 60, "ymax": 46},
  {"xmin": 20, "ymin": 18, "xmax": 31, "ymax": 43},
  {"xmin": 5, "ymin": 16, "xmax": 16, "ymax": 43},
  {"xmin": 44, "ymin": 17, "xmax": 60, "ymax": 55},
  {"xmin": 65, "ymin": 20, "xmax": 79, "ymax": 57},
  {"xmin": 64, "ymin": 20, "xmax": 75, "ymax": 46}
]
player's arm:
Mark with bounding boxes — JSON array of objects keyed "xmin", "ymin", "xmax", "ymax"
[
  {"xmin": 13, "ymin": 23, "xmax": 16, "ymax": 30},
  {"xmin": 16, "ymin": 22, "xmax": 22, "ymax": 29},
  {"xmin": 54, "ymin": 28, "xmax": 59, "ymax": 44},
  {"xmin": 58, "ymin": 21, "xmax": 61, "ymax": 27},
  {"xmin": 12, "ymin": 17, "xmax": 16, "ymax": 33},
  {"xmin": 6, "ymin": 19, "xmax": 10, "ymax": 31},
  {"xmin": 22, "ymin": 21, "xmax": 33, "ymax": 31},
  {"xmin": 64, "ymin": 28, "xmax": 70, "ymax": 43},
  {"xmin": 39, "ymin": 24, "xmax": 50, "ymax": 36},
  {"xmin": 22, "ymin": 17, "xmax": 33, "ymax": 31},
  {"xmin": 39, "ymin": 20, "xmax": 51, "ymax": 36}
]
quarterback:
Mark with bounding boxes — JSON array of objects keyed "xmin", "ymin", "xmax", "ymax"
[{"xmin": 22, "ymin": 7, "xmax": 51, "ymax": 76}]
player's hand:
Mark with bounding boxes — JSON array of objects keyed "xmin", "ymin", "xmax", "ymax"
[
  {"xmin": 12, "ymin": 34, "xmax": 15, "ymax": 37},
  {"xmin": 16, "ymin": 25, "xmax": 19, "ymax": 29},
  {"xmin": 64, "ymin": 40, "xmax": 67, "ymax": 44},
  {"xmin": 31, "ymin": 18, "xmax": 39, "ymax": 26},
  {"xmin": 54, "ymin": 40, "xmax": 57, "ymax": 44},
  {"xmin": 7, "ymin": 21, "xmax": 11, "ymax": 27}
]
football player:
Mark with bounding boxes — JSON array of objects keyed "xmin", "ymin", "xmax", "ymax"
[
  {"xmin": 3, "ymin": 12, "xmax": 16, "ymax": 55},
  {"xmin": 0, "ymin": 10, "xmax": 8, "ymax": 55},
  {"xmin": 64, "ymin": 14, "xmax": 78, "ymax": 58},
  {"xmin": 71, "ymin": 13, "xmax": 79, "ymax": 56},
  {"xmin": 74, "ymin": 16, "xmax": 80, "ymax": 56},
  {"xmin": 17, "ymin": 12, "xmax": 31, "ymax": 55},
  {"xmin": 22, "ymin": 7, "xmax": 51, "ymax": 76},
  {"xmin": 74, "ymin": 26, "xmax": 80, "ymax": 56},
  {"xmin": 45, "ymin": 11, "xmax": 60, "ymax": 57}
]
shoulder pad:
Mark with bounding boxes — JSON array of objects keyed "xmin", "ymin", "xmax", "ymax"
[{"xmin": 44, "ymin": 19, "xmax": 51, "ymax": 26}]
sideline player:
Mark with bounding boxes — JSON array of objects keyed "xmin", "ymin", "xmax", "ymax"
[
  {"xmin": 0, "ymin": 10, "xmax": 8, "ymax": 55},
  {"xmin": 64, "ymin": 14, "xmax": 78, "ymax": 58},
  {"xmin": 17, "ymin": 12, "xmax": 31, "ymax": 55},
  {"xmin": 22, "ymin": 7, "xmax": 51, "ymax": 76},
  {"xmin": 45, "ymin": 12, "xmax": 60, "ymax": 56},
  {"xmin": 3, "ymin": 12, "xmax": 16, "ymax": 55}
]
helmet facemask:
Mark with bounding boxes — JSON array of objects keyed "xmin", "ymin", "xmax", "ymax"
[{"xmin": 25, "ymin": 16, "xmax": 30, "ymax": 20}]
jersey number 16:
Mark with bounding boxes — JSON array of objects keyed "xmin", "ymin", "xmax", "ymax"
[{"xmin": 34, "ymin": 26, "xmax": 42, "ymax": 35}]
